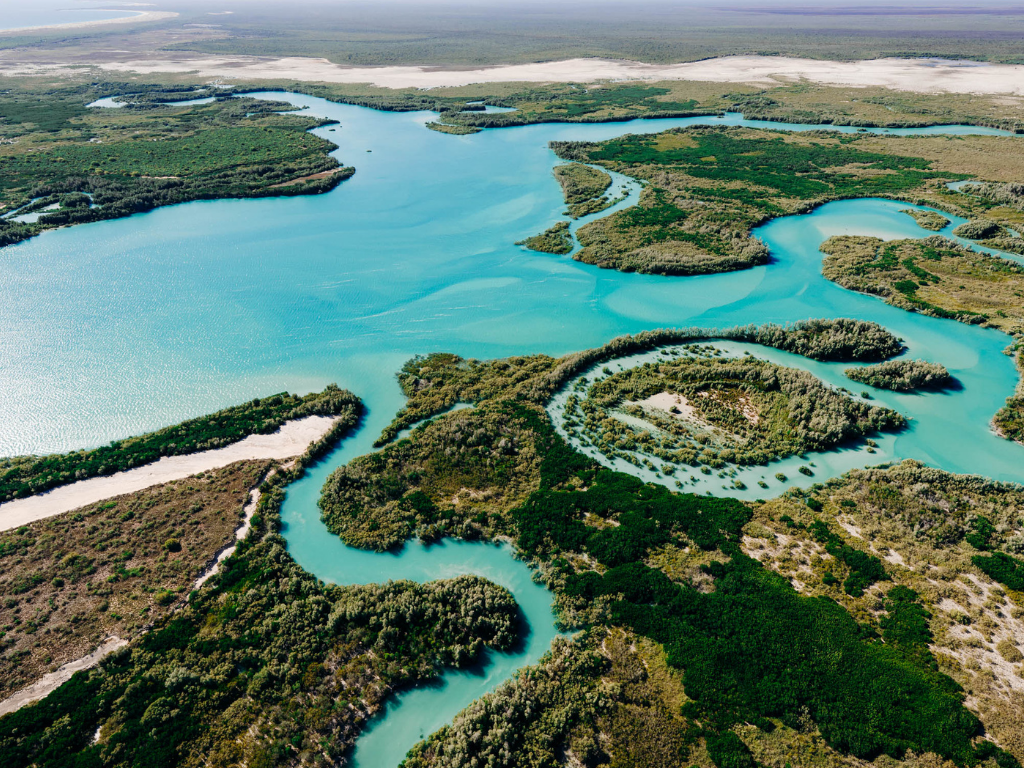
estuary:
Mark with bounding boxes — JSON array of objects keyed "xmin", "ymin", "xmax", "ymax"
[{"xmin": 2, "ymin": 92, "xmax": 1024, "ymax": 766}]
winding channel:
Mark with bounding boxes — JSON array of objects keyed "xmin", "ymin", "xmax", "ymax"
[{"xmin": 3, "ymin": 94, "xmax": 1024, "ymax": 765}]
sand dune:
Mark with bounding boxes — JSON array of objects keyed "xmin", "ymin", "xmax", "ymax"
[{"xmin": 89, "ymin": 54, "xmax": 1024, "ymax": 95}]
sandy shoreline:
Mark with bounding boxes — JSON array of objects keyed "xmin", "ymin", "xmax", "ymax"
[
  {"xmin": 0, "ymin": 636, "xmax": 127, "ymax": 717},
  {"xmin": 86, "ymin": 54, "xmax": 1024, "ymax": 96},
  {"xmin": 0, "ymin": 415, "xmax": 336, "ymax": 532},
  {"xmin": 0, "ymin": 10, "xmax": 178, "ymax": 34}
]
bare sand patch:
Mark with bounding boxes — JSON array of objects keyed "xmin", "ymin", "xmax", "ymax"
[
  {"xmin": 635, "ymin": 391, "xmax": 701, "ymax": 421},
  {"xmin": 81, "ymin": 54, "xmax": 1024, "ymax": 96},
  {"xmin": 0, "ymin": 415, "xmax": 336, "ymax": 532},
  {"xmin": 0, "ymin": 637, "xmax": 126, "ymax": 717}
]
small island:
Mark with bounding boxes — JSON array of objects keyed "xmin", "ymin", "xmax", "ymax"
[
  {"xmin": 562, "ymin": 348, "xmax": 904, "ymax": 472},
  {"xmin": 901, "ymin": 208, "xmax": 949, "ymax": 230},
  {"xmin": 516, "ymin": 220, "xmax": 573, "ymax": 254},
  {"xmin": 845, "ymin": 359, "xmax": 952, "ymax": 391}
]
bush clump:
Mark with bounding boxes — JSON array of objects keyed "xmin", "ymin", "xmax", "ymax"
[{"xmin": 845, "ymin": 359, "xmax": 952, "ymax": 391}]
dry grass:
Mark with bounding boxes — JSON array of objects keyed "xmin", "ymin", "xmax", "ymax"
[
  {"xmin": 742, "ymin": 462, "xmax": 1024, "ymax": 762},
  {"xmin": 0, "ymin": 459, "xmax": 270, "ymax": 700},
  {"xmin": 821, "ymin": 235, "xmax": 1024, "ymax": 334}
]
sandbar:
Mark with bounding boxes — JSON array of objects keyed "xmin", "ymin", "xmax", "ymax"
[
  {"xmin": 0, "ymin": 415, "xmax": 336, "ymax": 532},
  {"xmin": 86, "ymin": 54, "xmax": 1024, "ymax": 96},
  {"xmin": 0, "ymin": 10, "xmax": 177, "ymax": 34}
]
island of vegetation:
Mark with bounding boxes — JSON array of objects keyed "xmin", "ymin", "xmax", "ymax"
[
  {"xmin": 515, "ymin": 220, "xmax": 573, "ymax": 254},
  {"xmin": 0, "ymin": 82, "xmax": 353, "ymax": 250},
  {"xmin": 901, "ymin": 208, "xmax": 949, "ymax": 231},
  {"xmin": 845, "ymin": 359, "xmax": 953, "ymax": 392},
  {"xmin": 552, "ymin": 162, "xmax": 614, "ymax": 218},
  {"xmin": 820, "ymin": 236, "xmax": 1024, "ymax": 333},
  {"xmin": 560, "ymin": 346, "xmax": 904, "ymax": 474},
  {"xmin": 316, "ymin": 335, "xmax": 1021, "ymax": 768}
]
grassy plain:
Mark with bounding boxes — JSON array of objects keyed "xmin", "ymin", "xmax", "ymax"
[
  {"xmin": 0, "ymin": 460, "xmax": 269, "ymax": 701},
  {"xmin": 820, "ymin": 236, "xmax": 1024, "ymax": 334},
  {"xmin": 29, "ymin": 3, "xmax": 1023, "ymax": 67},
  {"xmin": 901, "ymin": 209, "xmax": 949, "ymax": 230}
]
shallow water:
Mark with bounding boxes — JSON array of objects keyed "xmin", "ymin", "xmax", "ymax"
[
  {"xmin": 3, "ymin": 93, "xmax": 1024, "ymax": 766},
  {"xmin": 0, "ymin": 94, "xmax": 1013, "ymax": 457},
  {"xmin": 0, "ymin": 0, "xmax": 140, "ymax": 31}
]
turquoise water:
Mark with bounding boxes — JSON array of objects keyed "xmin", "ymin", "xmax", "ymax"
[
  {"xmin": 0, "ymin": 94, "xmax": 1013, "ymax": 457},
  {"xmin": 279, "ymin": 431, "xmax": 559, "ymax": 768},
  {"xmin": 3, "ymin": 93, "xmax": 1024, "ymax": 766}
]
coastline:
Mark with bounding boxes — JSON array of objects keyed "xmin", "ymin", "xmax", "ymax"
[
  {"xmin": 85, "ymin": 54, "xmax": 1024, "ymax": 96},
  {"xmin": 0, "ymin": 415, "xmax": 337, "ymax": 531},
  {"xmin": 0, "ymin": 10, "xmax": 178, "ymax": 35}
]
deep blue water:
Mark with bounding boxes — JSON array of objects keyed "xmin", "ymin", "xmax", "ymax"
[{"xmin": 2, "ymin": 93, "xmax": 1022, "ymax": 766}]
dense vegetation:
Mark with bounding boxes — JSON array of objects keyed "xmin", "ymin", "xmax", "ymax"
[
  {"xmin": 0, "ymin": 85, "xmax": 353, "ymax": 249},
  {"xmin": 516, "ymin": 221, "xmax": 573, "ymax": 255},
  {"xmin": 546, "ymin": 126, "xmax": 974, "ymax": 275},
  {"xmin": 0, "ymin": 420, "xmax": 521, "ymax": 768},
  {"xmin": 821, "ymin": 236, "xmax": 1024, "ymax": 334},
  {"xmin": 315, "ymin": 345, "xmax": 1015, "ymax": 768},
  {"xmin": 0, "ymin": 461, "xmax": 269, "ymax": 700},
  {"xmin": 902, "ymin": 208, "xmax": 950, "ymax": 231},
  {"xmin": 972, "ymin": 552, "xmax": 1024, "ymax": 593},
  {"xmin": 954, "ymin": 219, "xmax": 1009, "ymax": 241},
  {"xmin": 561, "ymin": 348, "xmax": 904, "ymax": 474},
  {"xmin": 845, "ymin": 359, "xmax": 953, "ymax": 392},
  {"xmin": 969, "ymin": 182, "xmax": 1024, "ymax": 211},
  {"xmin": 552, "ymin": 163, "xmax": 611, "ymax": 204},
  {"xmin": 377, "ymin": 318, "xmax": 902, "ymax": 444},
  {"xmin": 0, "ymin": 385, "xmax": 361, "ymax": 501}
]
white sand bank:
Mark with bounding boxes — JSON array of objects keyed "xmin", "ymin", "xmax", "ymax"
[
  {"xmin": 0, "ymin": 415, "xmax": 336, "ymax": 532},
  {"xmin": 0, "ymin": 637, "xmax": 126, "ymax": 716},
  {"xmin": 1, "ymin": 11, "xmax": 178, "ymax": 34},
  {"xmin": 635, "ymin": 392, "xmax": 701, "ymax": 421},
  {"xmin": 90, "ymin": 54, "xmax": 1024, "ymax": 96}
]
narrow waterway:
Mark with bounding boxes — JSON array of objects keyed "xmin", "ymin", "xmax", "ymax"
[{"xmin": 2, "ymin": 93, "xmax": 1023, "ymax": 765}]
